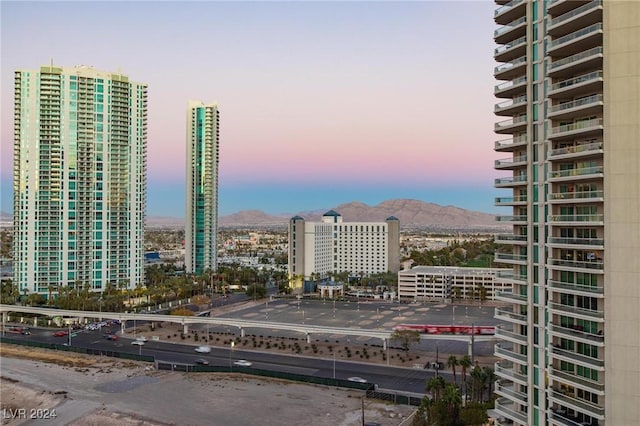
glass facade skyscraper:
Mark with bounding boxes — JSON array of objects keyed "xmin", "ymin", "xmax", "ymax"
[
  {"xmin": 13, "ymin": 64, "xmax": 147, "ymax": 296},
  {"xmin": 185, "ymin": 101, "xmax": 220, "ymax": 275}
]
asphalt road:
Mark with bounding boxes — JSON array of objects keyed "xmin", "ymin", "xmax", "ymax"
[{"xmin": 3, "ymin": 298, "xmax": 501, "ymax": 395}]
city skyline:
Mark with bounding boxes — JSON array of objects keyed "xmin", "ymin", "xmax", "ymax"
[{"xmin": 1, "ymin": 1, "xmax": 500, "ymax": 217}]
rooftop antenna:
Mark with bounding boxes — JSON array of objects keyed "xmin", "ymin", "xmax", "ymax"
[{"xmin": 49, "ymin": 57, "xmax": 54, "ymax": 71}]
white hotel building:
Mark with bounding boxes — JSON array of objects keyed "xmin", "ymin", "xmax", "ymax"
[
  {"xmin": 288, "ymin": 210, "xmax": 400, "ymax": 294},
  {"xmin": 398, "ymin": 266, "xmax": 513, "ymax": 302}
]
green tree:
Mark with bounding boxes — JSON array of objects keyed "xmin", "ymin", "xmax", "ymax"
[
  {"xmin": 447, "ymin": 355, "xmax": 459, "ymax": 385},
  {"xmin": 391, "ymin": 329, "xmax": 421, "ymax": 352},
  {"xmin": 426, "ymin": 376, "xmax": 446, "ymax": 402},
  {"xmin": 459, "ymin": 355, "xmax": 473, "ymax": 403},
  {"xmin": 245, "ymin": 284, "xmax": 266, "ymax": 299}
]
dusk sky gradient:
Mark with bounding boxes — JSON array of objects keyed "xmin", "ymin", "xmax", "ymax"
[{"xmin": 1, "ymin": 1, "xmax": 502, "ymax": 217}]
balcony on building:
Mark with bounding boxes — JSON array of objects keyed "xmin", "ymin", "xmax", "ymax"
[
  {"xmin": 549, "ymin": 367, "xmax": 605, "ymax": 395},
  {"xmin": 495, "ymin": 76, "xmax": 527, "ymax": 98},
  {"xmin": 548, "ymin": 323, "xmax": 604, "ymax": 347},
  {"xmin": 548, "ymin": 139, "xmax": 603, "ymax": 160},
  {"xmin": 495, "ymin": 291, "xmax": 528, "ymax": 306},
  {"xmin": 495, "ymin": 195, "xmax": 527, "ymax": 206},
  {"xmin": 547, "ymin": 0, "xmax": 591, "ymax": 16},
  {"xmin": 495, "ymin": 116, "xmax": 527, "ymax": 134},
  {"xmin": 495, "ymin": 134, "xmax": 527, "ymax": 152},
  {"xmin": 495, "ymin": 343, "xmax": 528, "ymax": 365},
  {"xmin": 495, "ymin": 215, "xmax": 528, "ymax": 225},
  {"xmin": 495, "ymin": 233, "xmax": 528, "ymax": 245},
  {"xmin": 548, "ymin": 70, "xmax": 603, "ymax": 99},
  {"xmin": 551, "ymin": 346, "xmax": 604, "ymax": 371},
  {"xmin": 496, "ymin": 326, "xmax": 528, "ymax": 345},
  {"xmin": 495, "ymin": 154, "xmax": 528, "ymax": 170},
  {"xmin": 547, "ymin": 236, "xmax": 604, "ymax": 250},
  {"xmin": 495, "ymin": 380, "xmax": 528, "ymax": 405},
  {"xmin": 547, "ymin": 257, "xmax": 604, "ymax": 274},
  {"xmin": 548, "ymin": 118, "xmax": 603, "ymax": 140},
  {"xmin": 495, "ymin": 270, "xmax": 528, "ymax": 285},
  {"xmin": 495, "ymin": 360, "xmax": 529, "ymax": 386},
  {"xmin": 495, "ymin": 16, "xmax": 527, "ymax": 44},
  {"xmin": 547, "ymin": 23, "xmax": 603, "ymax": 57},
  {"xmin": 548, "ymin": 95, "xmax": 603, "ymax": 121},
  {"xmin": 548, "ymin": 164, "xmax": 603, "ymax": 183},
  {"xmin": 495, "ymin": 55, "xmax": 527, "ymax": 80},
  {"xmin": 494, "ymin": 0, "xmax": 526, "ymax": 25},
  {"xmin": 495, "ymin": 175, "xmax": 527, "ymax": 188},
  {"xmin": 547, "ymin": 0, "xmax": 602, "ymax": 37},
  {"xmin": 549, "ymin": 188, "xmax": 603, "ymax": 204},
  {"xmin": 548, "ymin": 279, "xmax": 603, "ymax": 298},
  {"xmin": 495, "ymin": 307, "xmax": 528, "ymax": 326},
  {"xmin": 548, "ymin": 301, "xmax": 604, "ymax": 322},
  {"xmin": 494, "ymin": 397, "xmax": 528, "ymax": 425},
  {"xmin": 494, "ymin": 35, "xmax": 527, "ymax": 62},
  {"xmin": 548, "ymin": 410, "xmax": 588, "ymax": 426},
  {"xmin": 547, "ymin": 46, "xmax": 603, "ymax": 78},
  {"xmin": 495, "ymin": 95, "xmax": 528, "ymax": 116},
  {"xmin": 548, "ymin": 389, "xmax": 605, "ymax": 420}
]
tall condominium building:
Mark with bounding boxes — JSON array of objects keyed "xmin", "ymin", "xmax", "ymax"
[
  {"xmin": 288, "ymin": 210, "xmax": 400, "ymax": 293},
  {"xmin": 185, "ymin": 101, "xmax": 220, "ymax": 275},
  {"xmin": 13, "ymin": 64, "xmax": 147, "ymax": 296},
  {"xmin": 492, "ymin": 2, "xmax": 639, "ymax": 426}
]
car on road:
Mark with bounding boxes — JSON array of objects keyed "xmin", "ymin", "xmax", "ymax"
[
  {"xmin": 131, "ymin": 340, "xmax": 144, "ymax": 346},
  {"xmin": 52, "ymin": 331, "xmax": 68, "ymax": 337},
  {"xmin": 195, "ymin": 346, "xmax": 211, "ymax": 353},
  {"xmin": 136, "ymin": 336, "xmax": 148, "ymax": 342},
  {"xmin": 233, "ymin": 360, "xmax": 252, "ymax": 367},
  {"xmin": 347, "ymin": 377, "xmax": 368, "ymax": 383},
  {"xmin": 194, "ymin": 359, "xmax": 209, "ymax": 365},
  {"xmin": 103, "ymin": 334, "xmax": 118, "ymax": 341}
]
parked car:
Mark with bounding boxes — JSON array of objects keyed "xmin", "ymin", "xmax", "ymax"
[
  {"xmin": 233, "ymin": 360, "xmax": 252, "ymax": 367},
  {"xmin": 195, "ymin": 346, "xmax": 211, "ymax": 353},
  {"xmin": 194, "ymin": 359, "xmax": 209, "ymax": 365},
  {"xmin": 347, "ymin": 377, "xmax": 368, "ymax": 383}
]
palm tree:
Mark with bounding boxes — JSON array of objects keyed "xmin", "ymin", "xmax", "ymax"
[
  {"xmin": 426, "ymin": 376, "xmax": 446, "ymax": 402},
  {"xmin": 447, "ymin": 355, "xmax": 459, "ymax": 385},
  {"xmin": 459, "ymin": 355, "xmax": 472, "ymax": 403},
  {"xmin": 440, "ymin": 383, "xmax": 463, "ymax": 423}
]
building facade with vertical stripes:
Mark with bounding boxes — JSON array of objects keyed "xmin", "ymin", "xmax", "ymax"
[
  {"xmin": 493, "ymin": 1, "xmax": 639, "ymax": 425},
  {"xmin": 13, "ymin": 64, "xmax": 147, "ymax": 296},
  {"xmin": 185, "ymin": 101, "xmax": 220, "ymax": 275}
]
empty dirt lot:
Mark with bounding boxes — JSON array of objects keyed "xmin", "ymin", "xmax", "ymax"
[{"xmin": 0, "ymin": 345, "xmax": 416, "ymax": 426}]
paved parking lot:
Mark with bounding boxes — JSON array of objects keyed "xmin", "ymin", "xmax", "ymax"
[{"xmin": 210, "ymin": 298, "xmax": 504, "ymax": 358}]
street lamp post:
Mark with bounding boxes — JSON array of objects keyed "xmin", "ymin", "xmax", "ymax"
[
  {"xmin": 229, "ymin": 341, "xmax": 235, "ymax": 370},
  {"xmin": 68, "ymin": 323, "xmax": 72, "ymax": 346}
]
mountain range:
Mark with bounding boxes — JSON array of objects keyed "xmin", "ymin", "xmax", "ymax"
[
  {"xmin": 0, "ymin": 199, "xmax": 506, "ymax": 230},
  {"xmin": 217, "ymin": 199, "xmax": 504, "ymax": 230}
]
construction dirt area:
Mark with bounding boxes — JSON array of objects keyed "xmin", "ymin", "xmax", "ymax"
[{"xmin": 0, "ymin": 345, "xmax": 417, "ymax": 426}]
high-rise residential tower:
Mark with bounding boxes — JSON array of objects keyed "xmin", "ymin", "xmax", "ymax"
[
  {"xmin": 13, "ymin": 64, "xmax": 147, "ymax": 296},
  {"xmin": 185, "ymin": 101, "xmax": 220, "ymax": 275},
  {"xmin": 493, "ymin": 2, "xmax": 639, "ymax": 425}
]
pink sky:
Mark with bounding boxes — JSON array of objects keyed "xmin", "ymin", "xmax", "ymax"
[{"xmin": 1, "ymin": 1, "xmax": 502, "ymax": 216}]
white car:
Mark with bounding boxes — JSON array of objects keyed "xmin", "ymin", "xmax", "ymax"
[
  {"xmin": 136, "ymin": 336, "xmax": 148, "ymax": 342},
  {"xmin": 233, "ymin": 360, "xmax": 252, "ymax": 367},
  {"xmin": 195, "ymin": 346, "xmax": 211, "ymax": 353},
  {"xmin": 347, "ymin": 377, "xmax": 367, "ymax": 383},
  {"xmin": 131, "ymin": 340, "xmax": 145, "ymax": 346}
]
